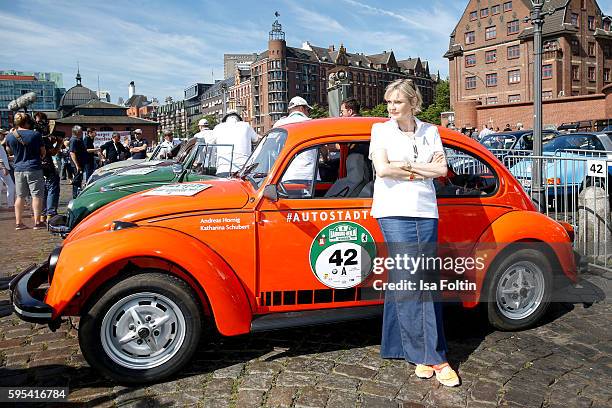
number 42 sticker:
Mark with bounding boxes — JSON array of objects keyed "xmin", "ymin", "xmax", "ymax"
[
  {"xmin": 309, "ymin": 222, "xmax": 377, "ymax": 289},
  {"xmin": 587, "ymin": 160, "xmax": 607, "ymax": 178}
]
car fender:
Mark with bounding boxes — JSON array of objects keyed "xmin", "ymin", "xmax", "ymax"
[
  {"xmin": 460, "ymin": 210, "xmax": 576, "ymax": 306},
  {"xmin": 45, "ymin": 226, "xmax": 253, "ymax": 336}
]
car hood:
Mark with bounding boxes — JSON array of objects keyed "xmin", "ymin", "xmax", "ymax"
[
  {"xmin": 88, "ymin": 162, "xmax": 178, "ymax": 191},
  {"xmin": 66, "ymin": 179, "xmax": 252, "ymax": 242}
]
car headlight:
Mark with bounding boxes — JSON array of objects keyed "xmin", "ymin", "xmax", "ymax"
[
  {"xmin": 99, "ymin": 186, "xmax": 114, "ymax": 192},
  {"xmin": 67, "ymin": 200, "xmax": 74, "ymax": 210}
]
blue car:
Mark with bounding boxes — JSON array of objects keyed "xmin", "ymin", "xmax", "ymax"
[{"xmin": 509, "ymin": 133, "xmax": 612, "ymax": 206}]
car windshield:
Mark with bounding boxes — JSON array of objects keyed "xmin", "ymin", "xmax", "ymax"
[
  {"xmin": 543, "ymin": 135, "xmax": 598, "ymax": 152},
  {"xmin": 241, "ymin": 129, "xmax": 288, "ymax": 189},
  {"xmin": 481, "ymin": 133, "xmax": 517, "ymax": 149},
  {"xmin": 148, "ymin": 144, "xmax": 163, "ymax": 161}
]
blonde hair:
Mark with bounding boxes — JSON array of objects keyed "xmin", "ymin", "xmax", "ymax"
[
  {"xmin": 13, "ymin": 112, "xmax": 33, "ymax": 129},
  {"xmin": 384, "ymin": 79, "xmax": 423, "ymax": 114}
]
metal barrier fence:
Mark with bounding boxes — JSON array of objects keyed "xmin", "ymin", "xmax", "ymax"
[{"xmin": 503, "ymin": 152, "xmax": 611, "ymax": 271}]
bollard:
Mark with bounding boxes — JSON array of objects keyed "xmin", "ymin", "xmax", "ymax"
[{"xmin": 577, "ymin": 186, "xmax": 612, "ymax": 267}]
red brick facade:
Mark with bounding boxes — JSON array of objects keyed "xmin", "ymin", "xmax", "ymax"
[
  {"xmin": 446, "ymin": 0, "xmax": 612, "ymax": 127},
  {"xmin": 454, "ymin": 84, "xmax": 612, "ymax": 129}
]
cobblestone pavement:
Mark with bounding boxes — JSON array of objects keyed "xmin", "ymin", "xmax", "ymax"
[{"xmin": 0, "ymin": 182, "xmax": 611, "ymax": 407}]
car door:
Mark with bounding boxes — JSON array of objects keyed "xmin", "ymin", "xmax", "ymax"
[{"xmin": 256, "ymin": 140, "xmax": 384, "ymax": 312}]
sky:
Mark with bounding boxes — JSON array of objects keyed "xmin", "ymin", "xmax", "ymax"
[{"xmin": 2, "ymin": 0, "xmax": 611, "ymax": 104}]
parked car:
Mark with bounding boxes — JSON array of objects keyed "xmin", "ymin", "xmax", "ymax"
[
  {"xmin": 509, "ymin": 132, "xmax": 612, "ymax": 204},
  {"xmin": 48, "ymin": 139, "xmax": 227, "ymax": 236},
  {"xmin": 557, "ymin": 121, "xmax": 593, "ymax": 133},
  {"xmin": 87, "ymin": 139, "xmax": 189, "ymax": 186},
  {"xmin": 11, "ymin": 118, "xmax": 577, "ymax": 384},
  {"xmin": 479, "ymin": 130, "xmax": 559, "ymax": 160}
]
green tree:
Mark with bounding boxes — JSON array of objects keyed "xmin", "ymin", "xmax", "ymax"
[
  {"xmin": 309, "ymin": 104, "xmax": 329, "ymax": 119},
  {"xmin": 417, "ymin": 79, "xmax": 450, "ymax": 125},
  {"xmin": 362, "ymin": 103, "xmax": 388, "ymax": 117},
  {"xmin": 188, "ymin": 114, "xmax": 218, "ymax": 136}
]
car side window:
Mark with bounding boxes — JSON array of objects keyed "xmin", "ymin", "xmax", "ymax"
[
  {"xmin": 436, "ymin": 146, "xmax": 498, "ymax": 197},
  {"xmin": 278, "ymin": 142, "xmax": 372, "ymax": 199}
]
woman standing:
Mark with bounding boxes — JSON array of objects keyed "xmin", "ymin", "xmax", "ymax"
[{"xmin": 369, "ymin": 79, "xmax": 459, "ymax": 387}]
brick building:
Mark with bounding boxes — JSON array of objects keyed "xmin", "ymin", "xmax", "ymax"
[
  {"xmin": 229, "ymin": 68, "xmax": 253, "ymax": 124},
  {"xmin": 250, "ymin": 17, "xmax": 437, "ymax": 133},
  {"xmin": 55, "ymin": 100, "xmax": 158, "ymax": 143},
  {"xmin": 445, "ymin": 0, "xmax": 612, "ymax": 129},
  {"xmin": 200, "ymin": 77, "xmax": 235, "ymax": 124}
]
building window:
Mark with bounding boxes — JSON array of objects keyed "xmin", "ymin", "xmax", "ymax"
[
  {"xmin": 605, "ymin": 45, "xmax": 612, "ymax": 58},
  {"xmin": 485, "ymin": 50, "xmax": 497, "ymax": 63},
  {"xmin": 588, "ymin": 67, "xmax": 596, "ymax": 81},
  {"xmin": 508, "ymin": 94, "xmax": 521, "ymax": 103},
  {"xmin": 542, "ymin": 64, "xmax": 553, "ymax": 79},
  {"xmin": 470, "ymin": 11, "xmax": 477, "ymax": 20},
  {"xmin": 588, "ymin": 16, "xmax": 595, "ymax": 30},
  {"xmin": 492, "ymin": 5, "xmax": 501, "ymax": 15},
  {"xmin": 485, "ymin": 26, "xmax": 497, "ymax": 40},
  {"xmin": 486, "ymin": 96, "xmax": 498, "ymax": 104},
  {"xmin": 481, "ymin": 8, "xmax": 489, "ymax": 18},
  {"xmin": 507, "ymin": 44, "xmax": 520, "ymax": 59},
  {"xmin": 465, "ymin": 54, "xmax": 476, "ymax": 67},
  {"xmin": 486, "ymin": 73, "xmax": 498, "ymax": 87},
  {"xmin": 508, "ymin": 69, "xmax": 521, "ymax": 84},
  {"xmin": 572, "ymin": 65, "xmax": 580, "ymax": 80},
  {"xmin": 543, "ymin": 90, "xmax": 553, "ymax": 100},
  {"xmin": 503, "ymin": 1, "xmax": 512, "ymax": 12},
  {"xmin": 588, "ymin": 42, "xmax": 595, "ymax": 57},
  {"xmin": 605, "ymin": 19, "xmax": 611, "ymax": 31},
  {"xmin": 571, "ymin": 13, "xmax": 579, "ymax": 27},
  {"xmin": 465, "ymin": 31, "xmax": 475, "ymax": 44},
  {"xmin": 571, "ymin": 39, "xmax": 580, "ymax": 55},
  {"xmin": 465, "ymin": 76, "xmax": 477, "ymax": 89},
  {"xmin": 507, "ymin": 20, "xmax": 520, "ymax": 35},
  {"xmin": 604, "ymin": 68, "xmax": 611, "ymax": 82}
]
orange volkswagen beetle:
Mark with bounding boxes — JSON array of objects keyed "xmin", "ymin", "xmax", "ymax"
[{"xmin": 10, "ymin": 118, "xmax": 577, "ymax": 383}]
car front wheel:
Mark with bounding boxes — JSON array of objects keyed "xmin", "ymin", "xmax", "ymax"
[
  {"xmin": 485, "ymin": 247, "xmax": 553, "ymax": 331},
  {"xmin": 79, "ymin": 272, "xmax": 202, "ymax": 384}
]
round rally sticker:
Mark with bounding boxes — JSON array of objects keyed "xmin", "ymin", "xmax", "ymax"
[{"xmin": 309, "ymin": 221, "xmax": 377, "ymax": 289}]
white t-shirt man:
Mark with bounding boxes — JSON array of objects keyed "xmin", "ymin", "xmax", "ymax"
[
  {"xmin": 369, "ymin": 118, "xmax": 444, "ymax": 219},
  {"xmin": 273, "ymin": 111, "xmax": 316, "ymax": 181},
  {"xmin": 208, "ymin": 120, "xmax": 259, "ymax": 174},
  {"xmin": 158, "ymin": 139, "xmax": 174, "ymax": 159}
]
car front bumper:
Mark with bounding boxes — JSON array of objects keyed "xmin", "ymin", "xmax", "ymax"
[{"xmin": 9, "ymin": 263, "xmax": 54, "ymax": 324}]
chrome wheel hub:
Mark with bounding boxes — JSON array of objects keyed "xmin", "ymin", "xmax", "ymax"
[
  {"xmin": 100, "ymin": 292, "xmax": 186, "ymax": 370},
  {"xmin": 496, "ymin": 261, "xmax": 545, "ymax": 320}
]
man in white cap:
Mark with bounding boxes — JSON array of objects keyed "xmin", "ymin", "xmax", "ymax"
[
  {"xmin": 194, "ymin": 118, "xmax": 214, "ymax": 144},
  {"xmin": 208, "ymin": 110, "xmax": 259, "ymax": 176},
  {"xmin": 129, "ymin": 129, "xmax": 148, "ymax": 159},
  {"xmin": 273, "ymin": 96, "xmax": 312, "ymax": 128},
  {"xmin": 274, "ymin": 96, "xmax": 316, "ymax": 181}
]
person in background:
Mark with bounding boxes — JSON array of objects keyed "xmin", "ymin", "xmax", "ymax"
[
  {"xmin": 5, "ymin": 112, "xmax": 46, "ymax": 230},
  {"xmin": 69, "ymin": 125, "xmax": 88, "ymax": 198},
  {"xmin": 369, "ymin": 79, "xmax": 459, "ymax": 387},
  {"xmin": 40, "ymin": 128, "xmax": 62, "ymax": 222},
  {"xmin": 129, "ymin": 129, "xmax": 148, "ymax": 159},
  {"xmin": 274, "ymin": 97, "xmax": 315, "ymax": 181},
  {"xmin": 273, "ymin": 96, "xmax": 311, "ymax": 127},
  {"xmin": 208, "ymin": 110, "xmax": 259, "ymax": 177},
  {"xmin": 100, "ymin": 132, "xmax": 130, "ymax": 164},
  {"xmin": 158, "ymin": 130, "xmax": 175, "ymax": 159},
  {"xmin": 504, "ymin": 124, "xmax": 512, "ymax": 132},
  {"xmin": 516, "ymin": 122, "xmax": 524, "ymax": 131},
  {"xmin": 0, "ymin": 128, "xmax": 15, "ymax": 212},
  {"xmin": 340, "ymin": 97, "xmax": 361, "ymax": 117},
  {"xmin": 60, "ymin": 139, "xmax": 74, "ymax": 181},
  {"xmin": 194, "ymin": 118, "xmax": 215, "ymax": 144},
  {"xmin": 84, "ymin": 128, "xmax": 99, "ymax": 180}
]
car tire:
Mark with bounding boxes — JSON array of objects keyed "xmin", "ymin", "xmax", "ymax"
[
  {"xmin": 79, "ymin": 271, "xmax": 202, "ymax": 384},
  {"xmin": 484, "ymin": 246, "xmax": 553, "ymax": 331}
]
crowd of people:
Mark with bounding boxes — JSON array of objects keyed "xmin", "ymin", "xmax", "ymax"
[
  {"xmin": 457, "ymin": 122, "xmax": 525, "ymax": 140},
  {"xmin": 0, "ymin": 111, "xmax": 154, "ymax": 229}
]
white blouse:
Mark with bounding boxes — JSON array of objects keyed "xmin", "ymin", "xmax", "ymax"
[{"xmin": 369, "ymin": 118, "xmax": 444, "ymax": 219}]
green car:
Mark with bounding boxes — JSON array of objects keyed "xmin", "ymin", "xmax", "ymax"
[{"xmin": 49, "ymin": 140, "xmax": 225, "ymax": 236}]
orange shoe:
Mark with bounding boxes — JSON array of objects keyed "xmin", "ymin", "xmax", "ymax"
[
  {"xmin": 414, "ymin": 364, "xmax": 434, "ymax": 379},
  {"xmin": 433, "ymin": 363, "xmax": 460, "ymax": 387}
]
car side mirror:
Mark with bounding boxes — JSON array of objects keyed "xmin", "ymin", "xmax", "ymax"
[
  {"xmin": 263, "ymin": 184, "xmax": 279, "ymax": 202},
  {"xmin": 172, "ymin": 163, "xmax": 184, "ymax": 175}
]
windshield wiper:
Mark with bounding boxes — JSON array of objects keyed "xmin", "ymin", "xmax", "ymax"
[{"xmin": 236, "ymin": 162, "xmax": 260, "ymax": 179}]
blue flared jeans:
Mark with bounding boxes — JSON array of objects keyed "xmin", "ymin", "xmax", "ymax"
[{"xmin": 377, "ymin": 216, "xmax": 448, "ymax": 365}]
